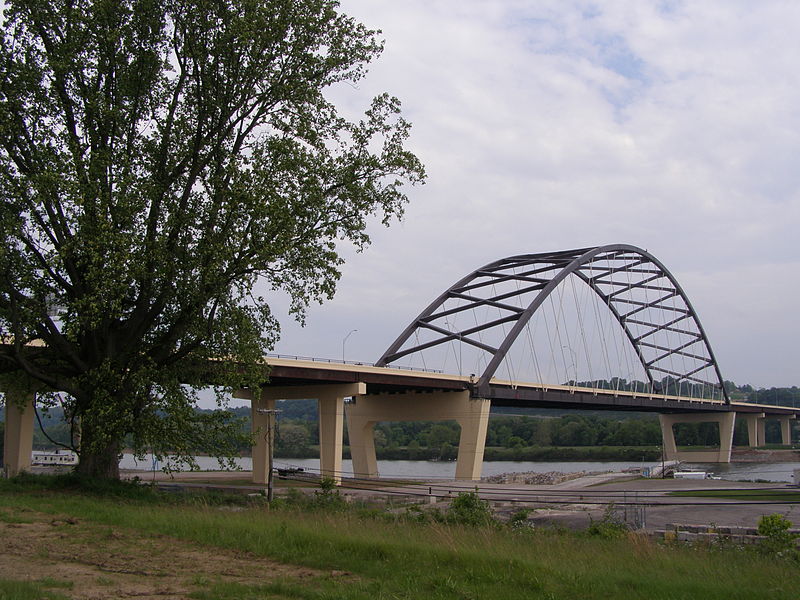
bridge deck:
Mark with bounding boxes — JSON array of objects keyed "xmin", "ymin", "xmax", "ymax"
[{"xmin": 263, "ymin": 357, "xmax": 797, "ymax": 415}]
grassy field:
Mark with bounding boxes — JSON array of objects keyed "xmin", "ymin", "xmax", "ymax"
[
  {"xmin": 1, "ymin": 476, "xmax": 799, "ymax": 599},
  {"xmin": 0, "ymin": 578, "xmax": 72, "ymax": 600}
]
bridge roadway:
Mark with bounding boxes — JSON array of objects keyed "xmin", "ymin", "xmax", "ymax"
[{"xmin": 262, "ymin": 355, "xmax": 797, "ymax": 416}]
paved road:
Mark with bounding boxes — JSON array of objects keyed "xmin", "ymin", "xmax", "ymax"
[{"xmin": 371, "ymin": 474, "xmax": 800, "ymax": 531}]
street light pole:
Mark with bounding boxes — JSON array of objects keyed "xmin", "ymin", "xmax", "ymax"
[
  {"xmin": 256, "ymin": 408, "xmax": 282, "ymax": 501},
  {"xmin": 342, "ymin": 329, "xmax": 358, "ymax": 363}
]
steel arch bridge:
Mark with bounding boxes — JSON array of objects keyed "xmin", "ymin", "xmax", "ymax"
[{"xmin": 377, "ymin": 244, "xmax": 729, "ymax": 403}]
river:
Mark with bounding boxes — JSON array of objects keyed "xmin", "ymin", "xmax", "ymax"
[{"xmin": 119, "ymin": 454, "xmax": 800, "ymax": 483}]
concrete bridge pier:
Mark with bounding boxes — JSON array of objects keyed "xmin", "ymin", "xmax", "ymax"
[
  {"xmin": 740, "ymin": 413, "xmax": 795, "ymax": 447},
  {"xmin": 741, "ymin": 413, "xmax": 767, "ymax": 447},
  {"xmin": 346, "ymin": 391, "xmax": 491, "ymax": 481},
  {"xmin": 779, "ymin": 415, "xmax": 795, "ymax": 445},
  {"xmin": 237, "ymin": 383, "xmax": 365, "ymax": 485},
  {"xmin": 2, "ymin": 390, "xmax": 36, "ymax": 478},
  {"xmin": 658, "ymin": 411, "xmax": 736, "ymax": 463}
]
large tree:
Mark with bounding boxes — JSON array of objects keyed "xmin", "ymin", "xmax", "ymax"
[{"xmin": 0, "ymin": 0, "xmax": 424, "ymax": 478}]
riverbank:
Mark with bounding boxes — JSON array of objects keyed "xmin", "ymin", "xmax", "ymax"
[{"xmin": 731, "ymin": 448, "xmax": 800, "ymax": 462}]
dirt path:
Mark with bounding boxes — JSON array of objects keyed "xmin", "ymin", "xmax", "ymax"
[{"xmin": 0, "ymin": 506, "xmax": 328, "ymax": 599}]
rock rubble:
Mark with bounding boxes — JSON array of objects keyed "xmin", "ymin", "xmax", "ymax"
[{"xmin": 482, "ymin": 470, "xmax": 606, "ymax": 485}]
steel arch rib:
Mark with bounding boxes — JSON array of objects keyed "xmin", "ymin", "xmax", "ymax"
[{"xmin": 377, "ymin": 244, "xmax": 729, "ymax": 403}]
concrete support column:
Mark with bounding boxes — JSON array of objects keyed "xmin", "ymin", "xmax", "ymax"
[
  {"xmin": 348, "ymin": 416, "xmax": 378, "ymax": 478},
  {"xmin": 756, "ymin": 418, "xmax": 766, "ymax": 447},
  {"xmin": 250, "ymin": 392, "xmax": 275, "ymax": 486},
  {"xmin": 658, "ymin": 411, "xmax": 736, "ymax": 463},
  {"xmin": 659, "ymin": 414, "xmax": 678, "ymax": 458},
  {"xmin": 346, "ymin": 391, "xmax": 491, "ymax": 481},
  {"xmin": 3, "ymin": 391, "xmax": 35, "ymax": 478},
  {"xmin": 233, "ymin": 387, "xmax": 278, "ymax": 485},
  {"xmin": 454, "ymin": 397, "xmax": 491, "ymax": 481},
  {"xmin": 318, "ymin": 394, "xmax": 345, "ymax": 482},
  {"xmin": 719, "ymin": 412, "xmax": 736, "ymax": 462},
  {"xmin": 741, "ymin": 413, "xmax": 766, "ymax": 448},
  {"xmin": 779, "ymin": 416, "xmax": 795, "ymax": 445}
]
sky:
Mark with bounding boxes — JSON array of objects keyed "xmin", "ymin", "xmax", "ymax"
[{"xmin": 268, "ymin": 0, "xmax": 800, "ymax": 389}]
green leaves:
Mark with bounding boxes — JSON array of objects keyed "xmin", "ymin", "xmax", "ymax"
[{"xmin": 0, "ymin": 0, "xmax": 424, "ymax": 477}]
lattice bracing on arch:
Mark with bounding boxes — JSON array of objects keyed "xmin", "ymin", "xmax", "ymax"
[{"xmin": 377, "ymin": 245, "xmax": 728, "ymax": 402}]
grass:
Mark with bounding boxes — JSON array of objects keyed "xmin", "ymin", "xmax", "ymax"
[
  {"xmin": 0, "ymin": 578, "xmax": 72, "ymax": 600},
  {"xmin": 1, "ymin": 476, "xmax": 800, "ymax": 599},
  {"xmin": 0, "ymin": 506, "xmax": 35, "ymax": 524}
]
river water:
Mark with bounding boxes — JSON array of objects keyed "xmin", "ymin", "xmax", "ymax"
[{"xmin": 119, "ymin": 454, "xmax": 800, "ymax": 483}]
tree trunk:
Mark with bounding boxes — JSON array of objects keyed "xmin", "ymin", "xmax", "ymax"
[{"xmin": 75, "ymin": 437, "xmax": 121, "ymax": 479}]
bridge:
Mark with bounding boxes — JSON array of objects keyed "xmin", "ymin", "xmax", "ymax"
[{"xmin": 3, "ymin": 245, "xmax": 799, "ymax": 480}]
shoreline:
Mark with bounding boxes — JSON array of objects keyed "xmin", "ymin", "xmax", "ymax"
[
  {"xmin": 112, "ymin": 446, "xmax": 800, "ymax": 463},
  {"xmin": 730, "ymin": 448, "xmax": 800, "ymax": 462}
]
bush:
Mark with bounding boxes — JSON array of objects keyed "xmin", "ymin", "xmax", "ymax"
[
  {"xmin": 309, "ymin": 477, "xmax": 347, "ymax": 511},
  {"xmin": 446, "ymin": 491, "xmax": 495, "ymax": 527},
  {"xmin": 269, "ymin": 478, "xmax": 348, "ymax": 512},
  {"xmin": 403, "ymin": 504, "xmax": 435, "ymax": 524},
  {"xmin": 508, "ymin": 509, "xmax": 533, "ymax": 531},
  {"xmin": 586, "ymin": 504, "xmax": 628, "ymax": 539},
  {"xmin": 757, "ymin": 514, "xmax": 798, "ymax": 558}
]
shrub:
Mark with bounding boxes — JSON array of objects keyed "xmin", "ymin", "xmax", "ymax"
[
  {"xmin": 446, "ymin": 491, "xmax": 495, "ymax": 527},
  {"xmin": 757, "ymin": 513, "xmax": 798, "ymax": 558},
  {"xmin": 586, "ymin": 504, "xmax": 628, "ymax": 539},
  {"xmin": 509, "ymin": 509, "xmax": 533, "ymax": 531},
  {"xmin": 403, "ymin": 504, "xmax": 433, "ymax": 524},
  {"xmin": 309, "ymin": 477, "xmax": 347, "ymax": 511}
]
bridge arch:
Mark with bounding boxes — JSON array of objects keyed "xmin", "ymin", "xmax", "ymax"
[{"xmin": 377, "ymin": 244, "xmax": 728, "ymax": 402}]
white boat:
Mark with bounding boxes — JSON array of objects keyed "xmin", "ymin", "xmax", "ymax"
[
  {"xmin": 31, "ymin": 449, "xmax": 78, "ymax": 466},
  {"xmin": 673, "ymin": 470, "xmax": 708, "ymax": 480}
]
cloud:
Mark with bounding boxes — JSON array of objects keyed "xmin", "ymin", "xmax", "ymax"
[{"xmin": 270, "ymin": 0, "xmax": 800, "ymax": 388}]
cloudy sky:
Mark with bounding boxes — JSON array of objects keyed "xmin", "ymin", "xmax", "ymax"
[{"xmin": 270, "ymin": 0, "xmax": 800, "ymax": 389}]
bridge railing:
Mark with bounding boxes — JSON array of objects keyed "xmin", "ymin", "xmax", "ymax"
[{"xmin": 265, "ymin": 353, "xmax": 444, "ymax": 374}]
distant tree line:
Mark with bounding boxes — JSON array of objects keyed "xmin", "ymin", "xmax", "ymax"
[
  {"xmin": 726, "ymin": 383, "xmax": 800, "ymax": 407},
  {"xmin": 266, "ymin": 413, "xmax": 791, "ymax": 461}
]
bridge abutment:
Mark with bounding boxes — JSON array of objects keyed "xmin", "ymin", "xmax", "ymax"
[
  {"xmin": 2, "ymin": 390, "xmax": 35, "ymax": 478},
  {"xmin": 346, "ymin": 391, "xmax": 491, "ymax": 481},
  {"xmin": 659, "ymin": 412, "xmax": 736, "ymax": 463}
]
